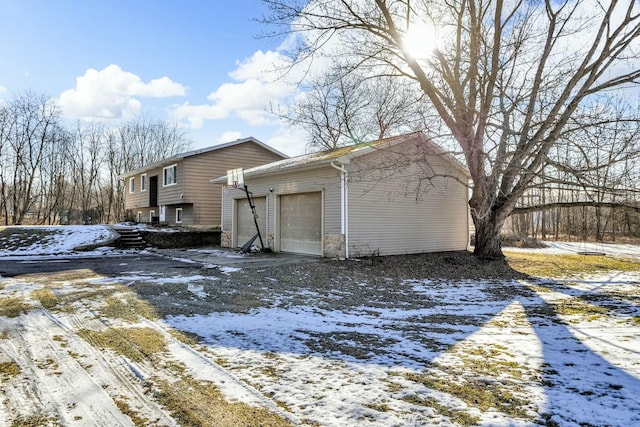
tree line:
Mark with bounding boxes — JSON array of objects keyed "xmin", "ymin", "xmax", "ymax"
[{"xmin": 0, "ymin": 91, "xmax": 191, "ymax": 226}]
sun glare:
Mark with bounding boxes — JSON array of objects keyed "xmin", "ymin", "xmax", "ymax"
[{"xmin": 402, "ymin": 23, "xmax": 440, "ymax": 60}]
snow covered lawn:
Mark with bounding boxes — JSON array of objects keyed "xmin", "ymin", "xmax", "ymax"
[
  {"xmin": 0, "ymin": 226, "xmax": 638, "ymax": 426},
  {"xmin": 165, "ymin": 269, "xmax": 640, "ymax": 427},
  {"xmin": 0, "ymin": 225, "xmax": 117, "ymax": 256}
]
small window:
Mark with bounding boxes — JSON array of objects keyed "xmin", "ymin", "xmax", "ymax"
[
  {"xmin": 163, "ymin": 164, "xmax": 177, "ymax": 186},
  {"xmin": 175, "ymin": 208, "xmax": 183, "ymax": 224},
  {"xmin": 149, "ymin": 210, "xmax": 155, "ymax": 222},
  {"xmin": 141, "ymin": 173, "xmax": 147, "ymax": 191},
  {"xmin": 129, "ymin": 177, "xmax": 135, "ymax": 194}
]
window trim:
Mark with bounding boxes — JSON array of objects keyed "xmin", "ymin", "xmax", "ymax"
[
  {"xmin": 129, "ymin": 177, "xmax": 135, "ymax": 194},
  {"xmin": 141, "ymin": 173, "xmax": 147, "ymax": 192},
  {"xmin": 175, "ymin": 207, "xmax": 183, "ymax": 224},
  {"xmin": 136, "ymin": 211, "xmax": 142, "ymax": 223},
  {"xmin": 163, "ymin": 164, "xmax": 177, "ymax": 187}
]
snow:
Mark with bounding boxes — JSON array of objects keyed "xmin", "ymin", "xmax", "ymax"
[
  {"xmin": 165, "ymin": 276, "xmax": 640, "ymax": 426},
  {"xmin": 1, "ymin": 226, "xmax": 639, "ymax": 426},
  {"xmin": 505, "ymin": 240, "xmax": 640, "ymax": 259},
  {"xmin": 0, "ymin": 225, "xmax": 116, "ymax": 256}
]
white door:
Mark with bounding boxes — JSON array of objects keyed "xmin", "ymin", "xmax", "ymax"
[
  {"xmin": 159, "ymin": 205, "xmax": 166, "ymax": 222},
  {"xmin": 236, "ymin": 197, "xmax": 267, "ymax": 247},
  {"xmin": 279, "ymin": 192, "xmax": 322, "ymax": 255}
]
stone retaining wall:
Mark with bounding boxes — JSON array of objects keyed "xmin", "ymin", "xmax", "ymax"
[{"xmin": 139, "ymin": 229, "xmax": 221, "ymax": 248}]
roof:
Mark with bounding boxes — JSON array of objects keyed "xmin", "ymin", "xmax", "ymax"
[
  {"xmin": 211, "ymin": 132, "xmax": 470, "ymax": 183},
  {"xmin": 121, "ymin": 137, "xmax": 288, "ymax": 178}
]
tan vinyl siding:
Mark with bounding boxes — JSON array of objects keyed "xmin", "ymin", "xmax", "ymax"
[
  {"xmin": 124, "ymin": 169, "xmax": 160, "ymax": 210},
  {"xmin": 221, "ymin": 135, "xmax": 469, "ymax": 257},
  {"xmin": 221, "ymin": 166, "xmax": 342, "ymax": 245},
  {"xmin": 124, "ymin": 141, "xmax": 284, "ymax": 227},
  {"xmin": 179, "ymin": 144, "xmax": 284, "ymax": 227},
  {"xmin": 347, "ymin": 149, "xmax": 469, "ymax": 257},
  {"xmin": 158, "ymin": 162, "xmax": 186, "ymax": 206}
]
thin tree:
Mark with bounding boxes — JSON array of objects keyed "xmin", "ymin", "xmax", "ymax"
[
  {"xmin": 0, "ymin": 92, "xmax": 61, "ymax": 225},
  {"xmin": 261, "ymin": 0, "xmax": 640, "ymax": 258},
  {"xmin": 281, "ymin": 65, "xmax": 432, "ymax": 150}
]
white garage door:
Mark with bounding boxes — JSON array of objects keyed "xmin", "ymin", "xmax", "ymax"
[
  {"xmin": 236, "ymin": 197, "xmax": 266, "ymax": 247},
  {"xmin": 279, "ymin": 192, "xmax": 322, "ymax": 255}
]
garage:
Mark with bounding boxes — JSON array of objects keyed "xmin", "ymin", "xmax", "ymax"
[
  {"xmin": 279, "ymin": 192, "xmax": 322, "ymax": 255},
  {"xmin": 235, "ymin": 196, "xmax": 266, "ymax": 247}
]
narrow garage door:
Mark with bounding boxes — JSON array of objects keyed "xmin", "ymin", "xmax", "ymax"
[
  {"xmin": 279, "ymin": 192, "xmax": 322, "ymax": 255},
  {"xmin": 236, "ymin": 197, "xmax": 266, "ymax": 248}
]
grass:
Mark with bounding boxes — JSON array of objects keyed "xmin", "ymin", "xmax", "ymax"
[
  {"xmin": 552, "ymin": 298, "xmax": 609, "ymax": 318},
  {"xmin": 100, "ymin": 291, "xmax": 157, "ymax": 322},
  {"xmin": 153, "ymin": 376, "xmax": 291, "ymax": 427},
  {"xmin": 78, "ymin": 327, "xmax": 167, "ymax": 363},
  {"xmin": 505, "ymin": 252, "xmax": 640, "ymax": 278},
  {"xmin": 0, "ymin": 360, "xmax": 21, "ymax": 378},
  {"xmin": 168, "ymin": 328, "xmax": 200, "ymax": 346},
  {"xmin": 363, "ymin": 402, "xmax": 392, "ymax": 412},
  {"xmin": 403, "ymin": 343, "xmax": 536, "ymax": 422},
  {"xmin": 402, "ymin": 395, "xmax": 480, "ymax": 426},
  {"xmin": 10, "ymin": 413, "xmax": 58, "ymax": 427},
  {"xmin": 69, "ymin": 288, "xmax": 292, "ymax": 426},
  {"xmin": 0, "ymin": 296, "xmax": 32, "ymax": 317},
  {"xmin": 114, "ymin": 397, "xmax": 149, "ymax": 427},
  {"xmin": 31, "ymin": 288, "xmax": 59, "ymax": 309}
]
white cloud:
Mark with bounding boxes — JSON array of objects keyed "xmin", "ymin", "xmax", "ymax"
[
  {"xmin": 172, "ymin": 50, "xmax": 300, "ymax": 129},
  {"xmin": 172, "ymin": 102, "xmax": 228, "ymax": 129},
  {"xmin": 59, "ymin": 64, "xmax": 186, "ymax": 120},
  {"xmin": 265, "ymin": 124, "xmax": 310, "ymax": 156},
  {"xmin": 216, "ymin": 131, "xmax": 243, "ymax": 143},
  {"xmin": 229, "ymin": 50, "xmax": 291, "ymax": 81},
  {"xmin": 207, "ymin": 78, "xmax": 295, "ymax": 126},
  {"xmin": 0, "ymin": 85, "xmax": 6, "ymax": 94}
]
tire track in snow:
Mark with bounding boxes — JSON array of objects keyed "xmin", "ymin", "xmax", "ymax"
[
  {"xmin": 140, "ymin": 318, "xmax": 301, "ymax": 426},
  {"xmin": 0, "ymin": 310, "xmax": 135, "ymax": 426},
  {"xmin": 52, "ymin": 309, "xmax": 177, "ymax": 426}
]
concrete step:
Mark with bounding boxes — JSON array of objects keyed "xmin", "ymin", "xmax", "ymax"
[{"xmin": 113, "ymin": 226, "xmax": 147, "ymax": 249}]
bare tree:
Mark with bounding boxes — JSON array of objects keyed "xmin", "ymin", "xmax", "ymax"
[
  {"xmin": 117, "ymin": 116, "xmax": 192, "ymax": 170},
  {"xmin": 508, "ymin": 109, "xmax": 640, "ymax": 241},
  {"xmin": 281, "ymin": 65, "xmax": 432, "ymax": 150},
  {"xmin": 0, "ymin": 92, "xmax": 62, "ymax": 225},
  {"xmin": 0, "ymin": 104, "xmax": 11, "ymax": 224},
  {"xmin": 262, "ymin": 0, "xmax": 640, "ymax": 258},
  {"xmin": 36, "ymin": 126, "xmax": 73, "ymax": 224},
  {"xmin": 105, "ymin": 117, "xmax": 192, "ymax": 222}
]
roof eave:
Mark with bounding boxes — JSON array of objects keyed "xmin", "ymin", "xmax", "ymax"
[
  {"xmin": 121, "ymin": 136, "xmax": 287, "ymax": 179},
  {"xmin": 211, "ymin": 159, "xmax": 337, "ymax": 184}
]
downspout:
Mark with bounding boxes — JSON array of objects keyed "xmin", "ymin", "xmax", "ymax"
[{"xmin": 330, "ymin": 162, "xmax": 349, "ymax": 258}]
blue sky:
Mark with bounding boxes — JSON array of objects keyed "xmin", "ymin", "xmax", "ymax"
[{"xmin": 0, "ymin": 1, "xmax": 308, "ymax": 155}]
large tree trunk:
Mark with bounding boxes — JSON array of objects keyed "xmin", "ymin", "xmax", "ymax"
[{"xmin": 472, "ymin": 212, "xmax": 506, "ymax": 259}]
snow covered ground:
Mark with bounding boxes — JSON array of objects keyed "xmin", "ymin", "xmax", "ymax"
[
  {"xmin": 0, "ymin": 226, "xmax": 639, "ymax": 426},
  {"xmin": 0, "ymin": 225, "xmax": 117, "ymax": 256}
]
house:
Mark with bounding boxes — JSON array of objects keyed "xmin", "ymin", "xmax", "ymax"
[
  {"xmin": 122, "ymin": 137, "xmax": 287, "ymax": 227},
  {"xmin": 214, "ymin": 132, "xmax": 471, "ymax": 257}
]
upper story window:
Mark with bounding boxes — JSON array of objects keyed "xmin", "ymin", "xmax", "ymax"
[
  {"xmin": 141, "ymin": 174, "xmax": 147, "ymax": 191},
  {"xmin": 163, "ymin": 164, "xmax": 177, "ymax": 186},
  {"xmin": 129, "ymin": 177, "xmax": 135, "ymax": 194}
]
